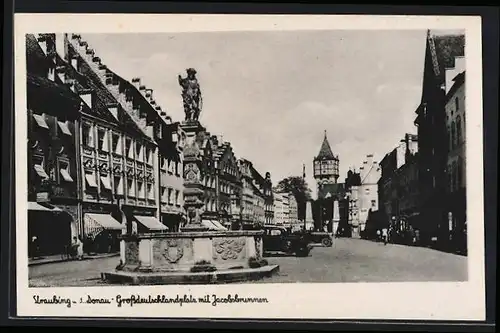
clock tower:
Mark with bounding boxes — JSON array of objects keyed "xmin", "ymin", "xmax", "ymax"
[{"xmin": 313, "ymin": 130, "xmax": 340, "ymax": 192}]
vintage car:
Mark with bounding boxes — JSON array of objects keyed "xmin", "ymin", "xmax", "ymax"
[
  {"xmin": 262, "ymin": 226, "xmax": 312, "ymax": 257},
  {"xmin": 307, "ymin": 231, "xmax": 334, "ymax": 247}
]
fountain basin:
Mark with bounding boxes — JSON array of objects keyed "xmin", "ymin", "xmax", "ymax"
[{"xmin": 101, "ymin": 230, "xmax": 279, "ymax": 285}]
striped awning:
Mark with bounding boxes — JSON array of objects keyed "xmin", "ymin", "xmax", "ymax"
[
  {"xmin": 135, "ymin": 215, "xmax": 168, "ymax": 231},
  {"xmin": 85, "ymin": 213, "xmax": 124, "ymax": 231}
]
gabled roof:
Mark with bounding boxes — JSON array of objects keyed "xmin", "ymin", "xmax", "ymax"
[{"xmin": 315, "ymin": 131, "xmax": 337, "ymax": 160}]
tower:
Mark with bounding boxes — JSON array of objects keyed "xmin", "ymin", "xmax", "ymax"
[{"xmin": 313, "ymin": 130, "xmax": 340, "ymax": 191}]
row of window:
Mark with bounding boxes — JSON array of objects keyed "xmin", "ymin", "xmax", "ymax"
[
  {"xmin": 160, "ymin": 187, "xmax": 182, "ymax": 206},
  {"xmin": 32, "ymin": 113, "xmax": 73, "ymax": 137},
  {"xmin": 82, "ymin": 122, "xmax": 155, "ymax": 165},
  {"xmin": 32, "ymin": 155, "xmax": 73, "ymax": 184},
  {"xmin": 84, "ymin": 172, "xmax": 157, "ymax": 200},
  {"xmin": 160, "ymin": 157, "xmax": 182, "ymax": 175}
]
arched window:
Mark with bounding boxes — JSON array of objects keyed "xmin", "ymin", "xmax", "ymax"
[
  {"xmin": 451, "ymin": 121, "xmax": 456, "ymax": 150},
  {"xmin": 456, "ymin": 116, "xmax": 462, "ymax": 144}
]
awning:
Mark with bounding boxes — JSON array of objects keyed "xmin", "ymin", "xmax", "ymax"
[
  {"xmin": 60, "ymin": 168, "xmax": 73, "ymax": 182},
  {"xmin": 33, "ymin": 114, "xmax": 49, "ymax": 129},
  {"xmin": 58, "ymin": 121, "xmax": 72, "ymax": 136},
  {"xmin": 135, "ymin": 215, "xmax": 168, "ymax": 231},
  {"xmin": 34, "ymin": 164, "xmax": 49, "ymax": 179},
  {"xmin": 85, "ymin": 213, "xmax": 124, "ymax": 230},
  {"xmin": 28, "ymin": 202, "xmax": 62, "ymax": 212},
  {"xmin": 210, "ymin": 219, "xmax": 228, "ymax": 231},
  {"xmin": 202, "ymin": 220, "xmax": 226, "ymax": 231}
]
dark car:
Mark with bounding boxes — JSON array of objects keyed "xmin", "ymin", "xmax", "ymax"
[
  {"xmin": 262, "ymin": 226, "xmax": 312, "ymax": 257},
  {"xmin": 307, "ymin": 231, "xmax": 334, "ymax": 247}
]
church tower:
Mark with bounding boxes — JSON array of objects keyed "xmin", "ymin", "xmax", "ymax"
[{"xmin": 313, "ymin": 130, "xmax": 340, "ymax": 192}]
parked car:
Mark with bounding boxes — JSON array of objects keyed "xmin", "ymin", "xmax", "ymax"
[
  {"xmin": 262, "ymin": 226, "xmax": 312, "ymax": 257},
  {"xmin": 297, "ymin": 230, "xmax": 333, "ymax": 247}
]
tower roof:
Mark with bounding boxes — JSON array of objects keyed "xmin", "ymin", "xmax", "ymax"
[{"xmin": 315, "ymin": 130, "xmax": 337, "ymax": 160}]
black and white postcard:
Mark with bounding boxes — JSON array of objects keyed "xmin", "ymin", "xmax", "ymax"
[{"xmin": 14, "ymin": 14, "xmax": 485, "ymax": 320}]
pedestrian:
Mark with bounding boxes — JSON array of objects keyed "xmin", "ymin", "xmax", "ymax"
[
  {"xmin": 376, "ymin": 229, "xmax": 381, "ymax": 242},
  {"xmin": 382, "ymin": 228, "xmax": 388, "ymax": 245},
  {"xmin": 74, "ymin": 236, "xmax": 84, "ymax": 260}
]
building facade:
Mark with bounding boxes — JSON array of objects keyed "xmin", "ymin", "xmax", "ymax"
[
  {"xmin": 288, "ymin": 193, "xmax": 299, "ymax": 229},
  {"xmin": 414, "ymin": 31, "xmax": 465, "ymax": 246},
  {"xmin": 26, "ymin": 33, "xmax": 83, "ymax": 257},
  {"xmin": 27, "ymin": 33, "xmax": 188, "ymax": 257},
  {"xmin": 68, "ymin": 34, "xmax": 176, "ymax": 238},
  {"xmin": 272, "ymin": 191, "xmax": 290, "ymax": 226},
  {"xmin": 357, "ymin": 154, "xmax": 382, "ymax": 236},
  {"xmin": 378, "ymin": 134, "xmax": 420, "ymax": 233},
  {"xmin": 445, "ymin": 70, "xmax": 466, "ymax": 252}
]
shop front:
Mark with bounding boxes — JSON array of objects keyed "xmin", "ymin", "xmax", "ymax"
[
  {"xmin": 82, "ymin": 203, "xmax": 124, "ymax": 254},
  {"xmin": 28, "ymin": 201, "xmax": 73, "ymax": 258},
  {"xmin": 122, "ymin": 205, "xmax": 167, "ymax": 234}
]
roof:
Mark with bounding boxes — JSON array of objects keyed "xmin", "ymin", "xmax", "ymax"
[
  {"xmin": 27, "ymin": 73, "xmax": 82, "ymax": 117},
  {"xmin": 26, "ymin": 34, "xmax": 49, "ymax": 76},
  {"xmin": 315, "ymin": 131, "xmax": 337, "ymax": 160},
  {"xmin": 67, "ymin": 42, "xmax": 148, "ymax": 139},
  {"xmin": 429, "ymin": 32, "xmax": 465, "ymax": 83},
  {"xmin": 445, "ymin": 71, "xmax": 465, "ymax": 104}
]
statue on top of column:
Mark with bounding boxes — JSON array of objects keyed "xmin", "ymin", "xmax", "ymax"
[{"xmin": 178, "ymin": 68, "xmax": 203, "ymax": 122}]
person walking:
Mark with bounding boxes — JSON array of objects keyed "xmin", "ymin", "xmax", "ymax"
[{"xmin": 382, "ymin": 227, "xmax": 388, "ymax": 245}]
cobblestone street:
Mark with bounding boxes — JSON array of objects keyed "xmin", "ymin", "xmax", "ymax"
[{"xmin": 29, "ymin": 238, "xmax": 467, "ymax": 287}]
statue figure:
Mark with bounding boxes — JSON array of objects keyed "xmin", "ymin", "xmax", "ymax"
[{"xmin": 178, "ymin": 68, "xmax": 203, "ymax": 122}]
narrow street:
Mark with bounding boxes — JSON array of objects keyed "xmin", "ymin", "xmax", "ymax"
[{"xmin": 29, "ymin": 238, "xmax": 467, "ymax": 287}]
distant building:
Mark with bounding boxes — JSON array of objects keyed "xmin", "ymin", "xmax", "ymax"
[
  {"xmin": 313, "ymin": 130, "xmax": 340, "ymax": 196},
  {"xmin": 378, "ymin": 134, "xmax": 419, "ymax": 230},
  {"xmin": 288, "ymin": 193, "xmax": 299, "ymax": 229},
  {"xmin": 357, "ymin": 154, "xmax": 382, "ymax": 233},
  {"xmin": 312, "ymin": 130, "xmax": 347, "ymax": 234},
  {"xmin": 272, "ymin": 191, "xmax": 290, "ymax": 226},
  {"xmin": 445, "ymin": 70, "xmax": 466, "ymax": 251}
]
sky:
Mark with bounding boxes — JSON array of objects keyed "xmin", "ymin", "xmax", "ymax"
[{"xmin": 80, "ymin": 30, "xmax": 452, "ymax": 198}]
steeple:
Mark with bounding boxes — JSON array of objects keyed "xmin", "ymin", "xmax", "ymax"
[
  {"xmin": 316, "ymin": 130, "xmax": 336, "ymax": 160},
  {"xmin": 313, "ymin": 129, "xmax": 340, "ymax": 189}
]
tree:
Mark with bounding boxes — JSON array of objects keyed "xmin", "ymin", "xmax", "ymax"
[{"xmin": 276, "ymin": 176, "xmax": 312, "ymax": 221}]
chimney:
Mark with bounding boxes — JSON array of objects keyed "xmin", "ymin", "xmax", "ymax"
[
  {"xmin": 55, "ymin": 33, "xmax": 66, "ymax": 58},
  {"xmin": 131, "ymin": 77, "xmax": 141, "ymax": 89},
  {"xmin": 145, "ymin": 88, "xmax": 153, "ymax": 99}
]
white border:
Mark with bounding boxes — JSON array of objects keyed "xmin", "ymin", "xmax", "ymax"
[{"xmin": 14, "ymin": 14, "xmax": 485, "ymax": 320}]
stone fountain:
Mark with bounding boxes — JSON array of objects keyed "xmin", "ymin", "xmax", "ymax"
[{"xmin": 102, "ymin": 69, "xmax": 279, "ymax": 284}]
